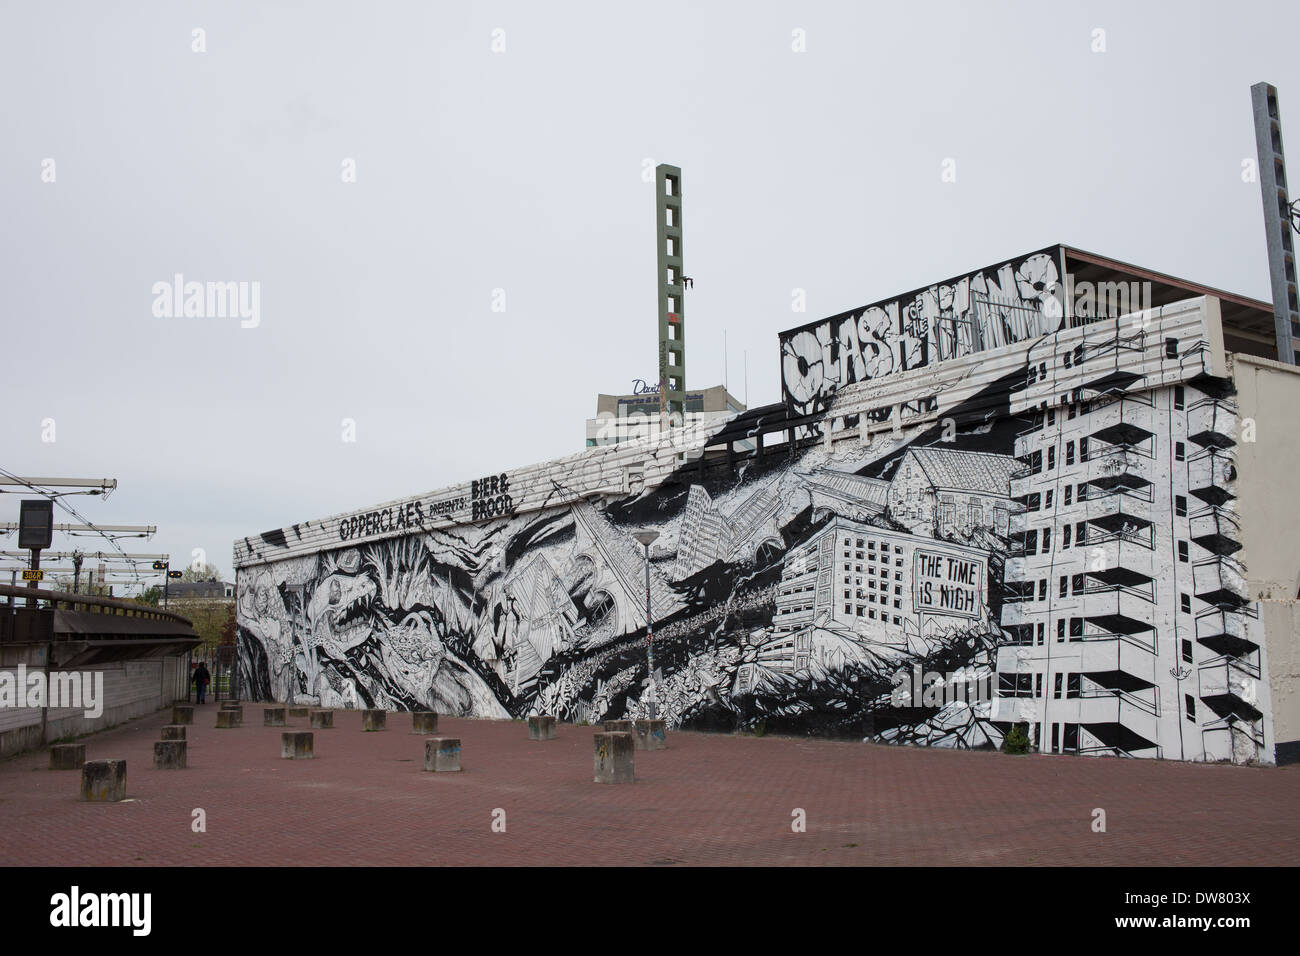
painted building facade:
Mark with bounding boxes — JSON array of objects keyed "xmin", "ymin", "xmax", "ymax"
[{"xmin": 236, "ymin": 245, "xmax": 1300, "ymax": 764}]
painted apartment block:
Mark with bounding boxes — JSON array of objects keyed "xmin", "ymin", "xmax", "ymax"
[
  {"xmin": 236, "ymin": 244, "xmax": 1300, "ymax": 764},
  {"xmin": 996, "ymin": 324, "xmax": 1267, "ymax": 760},
  {"xmin": 754, "ymin": 518, "xmax": 988, "ymax": 679}
]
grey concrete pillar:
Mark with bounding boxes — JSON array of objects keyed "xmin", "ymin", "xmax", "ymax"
[
  {"xmin": 49, "ymin": 743, "xmax": 85, "ymax": 770},
  {"xmin": 362, "ymin": 709, "xmax": 387, "ymax": 732},
  {"xmin": 160, "ymin": 725, "xmax": 187, "ymax": 741},
  {"xmin": 634, "ymin": 719, "xmax": 667, "ymax": 750},
  {"xmin": 411, "ymin": 711, "xmax": 439, "ymax": 735},
  {"xmin": 215, "ymin": 709, "xmax": 242, "ymax": 729},
  {"xmin": 528, "ymin": 715, "xmax": 557, "ymax": 740},
  {"xmin": 424, "ymin": 737, "xmax": 462, "ymax": 772},
  {"xmin": 80, "ymin": 759, "xmax": 126, "ymax": 801},
  {"xmin": 603, "ymin": 719, "xmax": 635, "ymax": 733},
  {"xmin": 171, "ymin": 704, "xmax": 194, "ymax": 725},
  {"xmin": 281, "ymin": 731, "xmax": 314, "ymax": 759},
  {"xmin": 288, "ymin": 706, "xmax": 309, "ymax": 718},
  {"xmin": 153, "ymin": 740, "xmax": 187, "ymax": 769},
  {"xmin": 264, "ymin": 707, "xmax": 287, "ymax": 727},
  {"xmin": 594, "ymin": 732, "xmax": 634, "ymax": 784},
  {"xmin": 310, "ymin": 710, "xmax": 333, "ymax": 729}
]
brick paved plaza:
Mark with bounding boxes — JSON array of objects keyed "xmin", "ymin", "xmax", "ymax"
[{"xmin": 1, "ymin": 703, "xmax": 1296, "ymax": 867}]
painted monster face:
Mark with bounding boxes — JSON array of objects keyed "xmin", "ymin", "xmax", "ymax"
[{"xmin": 308, "ymin": 571, "xmax": 379, "ymax": 651}]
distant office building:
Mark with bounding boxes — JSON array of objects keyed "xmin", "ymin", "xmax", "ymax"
[{"xmin": 586, "ymin": 384, "xmax": 745, "ymax": 447}]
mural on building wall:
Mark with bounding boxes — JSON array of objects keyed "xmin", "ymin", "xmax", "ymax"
[
  {"xmin": 779, "ymin": 245, "xmax": 1064, "ymax": 418},
  {"xmin": 238, "ymin": 314, "xmax": 1270, "ymax": 763}
]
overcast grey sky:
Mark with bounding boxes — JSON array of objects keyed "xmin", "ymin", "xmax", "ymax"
[{"xmin": 2, "ymin": 0, "xmax": 1298, "ymax": 587}]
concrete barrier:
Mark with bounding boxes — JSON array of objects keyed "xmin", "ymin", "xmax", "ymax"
[
  {"xmin": 49, "ymin": 743, "xmax": 85, "ymax": 770},
  {"xmin": 310, "ymin": 710, "xmax": 333, "ymax": 729},
  {"xmin": 153, "ymin": 740, "xmax": 187, "ymax": 769},
  {"xmin": 160, "ymin": 725, "xmax": 187, "ymax": 741},
  {"xmin": 215, "ymin": 709, "xmax": 242, "ymax": 729},
  {"xmin": 281, "ymin": 732, "xmax": 314, "ymax": 759},
  {"xmin": 288, "ymin": 706, "xmax": 309, "ymax": 718},
  {"xmin": 411, "ymin": 711, "xmax": 438, "ymax": 735},
  {"xmin": 634, "ymin": 719, "xmax": 667, "ymax": 750},
  {"xmin": 171, "ymin": 704, "xmax": 194, "ymax": 725},
  {"xmin": 528, "ymin": 715, "xmax": 557, "ymax": 740},
  {"xmin": 423, "ymin": 737, "xmax": 461, "ymax": 772},
  {"xmin": 593, "ymin": 732, "xmax": 634, "ymax": 784},
  {"xmin": 80, "ymin": 759, "xmax": 126, "ymax": 801},
  {"xmin": 264, "ymin": 707, "xmax": 287, "ymax": 727},
  {"xmin": 603, "ymin": 719, "xmax": 634, "ymax": 733},
  {"xmin": 362, "ymin": 709, "xmax": 387, "ymax": 732}
]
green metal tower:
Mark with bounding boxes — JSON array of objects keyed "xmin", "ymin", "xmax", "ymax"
[{"xmin": 655, "ymin": 164, "xmax": 686, "ymax": 430}]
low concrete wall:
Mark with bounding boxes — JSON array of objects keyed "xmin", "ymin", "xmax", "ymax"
[{"xmin": 0, "ymin": 654, "xmax": 190, "ymax": 759}]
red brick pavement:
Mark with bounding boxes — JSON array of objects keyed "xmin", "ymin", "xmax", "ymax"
[{"xmin": 0, "ymin": 703, "xmax": 1296, "ymax": 866}]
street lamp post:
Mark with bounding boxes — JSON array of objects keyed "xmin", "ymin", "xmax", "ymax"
[{"xmin": 631, "ymin": 530, "xmax": 660, "ymax": 719}]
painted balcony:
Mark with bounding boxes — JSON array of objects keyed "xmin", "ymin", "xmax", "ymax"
[
  {"xmin": 1082, "ymin": 587, "xmax": 1156, "ymax": 639},
  {"xmin": 1189, "ymin": 506, "xmax": 1243, "ymax": 557},
  {"xmin": 1193, "ymin": 555, "xmax": 1249, "ymax": 608},
  {"xmin": 1186, "ymin": 397, "xmax": 1237, "ymax": 450},
  {"xmin": 1195, "ymin": 607, "xmax": 1258, "ymax": 657},
  {"xmin": 1077, "ymin": 685, "xmax": 1160, "ymax": 720},
  {"xmin": 1081, "ymin": 492, "xmax": 1155, "ymax": 534},
  {"xmin": 1086, "ymin": 396, "xmax": 1157, "ymax": 451},
  {"xmin": 1084, "ymin": 450, "xmax": 1157, "ymax": 499},
  {"xmin": 1187, "ymin": 447, "xmax": 1237, "ymax": 507},
  {"xmin": 1081, "ymin": 532, "xmax": 1158, "ymax": 590},
  {"xmin": 1075, "ymin": 633, "xmax": 1157, "ymax": 674},
  {"xmin": 1198, "ymin": 656, "xmax": 1263, "ymax": 721},
  {"xmin": 1200, "ymin": 715, "xmax": 1265, "ymax": 762}
]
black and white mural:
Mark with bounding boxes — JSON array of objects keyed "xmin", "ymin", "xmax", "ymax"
[{"xmin": 237, "ymin": 296, "xmax": 1273, "ymax": 763}]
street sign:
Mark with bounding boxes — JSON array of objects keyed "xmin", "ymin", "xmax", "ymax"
[
  {"xmin": 17, "ymin": 500, "xmax": 54, "ymax": 550},
  {"xmin": 21, "ymin": 569, "xmax": 44, "ymax": 582}
]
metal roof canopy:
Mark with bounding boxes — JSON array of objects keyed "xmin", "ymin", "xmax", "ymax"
[{"xmin": 1062, "ymin": 246, "xmax": 1276, "ymax": 359}]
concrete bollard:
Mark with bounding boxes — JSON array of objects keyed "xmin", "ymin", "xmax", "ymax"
[
  {"xmin": 281, "ymin": 731, "xmax": 314, "ymax": 759},
  {"xmin": 594, "ymin": 732, "xmax": 634, "ymax": 783},
  {"xmin": 603, "ymin": 719, "xmax": 634, "ymax": 733},
  {"xmin": 310, "ymin": 710, "xmax": 333, "ymax": 729},
  {"xmin": 634, "ymin": 719, "xmax": 667, "ymax": 750},
  {"xmin": 411, "ymin": 711, "xmax": 439, "ymax": 735},
  {"xmin": 362, "ymin": 709, "xmax": 387, "ymax": 732},
  {"xmin": 49, "ymin": 743, "xmax": 85, "ymax": 770},
  {"xmin": 288, "ymin": 706, "xmax": 309, "ymax": 718},
  {"xmin": 423, "ymin": 737, "xmax": 461, "ymax": 772},
  {"xmin": 160, "ymin": 725, "xmax": 187, "ymax": 741},
  {"xmin": 153, "ymin": 740, "xmax": 187, "ymax": 769},
  {"xmin": 172, "ymin": 704, "xmax": 194, "ymax": 725},
  {"xmin": 264, "ymin": 707, "xmax": 287, "ymax": 727},
  {"xmin": 80, "ymin": 759, "xmax": 127, "ymax": 801},
  {"xmin": 215, "ymin": 709, "xmax": 242, "ymax": 729},
  {"xmin": 219, "ymin": 700, "xmax": 240, "ymax": 710},
  {"xmin": 528, "ymin": 715, "xmax": 557, "ymax": 740}
]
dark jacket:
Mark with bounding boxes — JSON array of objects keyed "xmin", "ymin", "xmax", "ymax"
[{"xmin": 192, "ymin": 665, "xmax": 211, "ymax": 688}]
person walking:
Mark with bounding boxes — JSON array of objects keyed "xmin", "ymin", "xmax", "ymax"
[{"xmin": 193, "ymin": 661, "xmax": 211, "ymax": 704}]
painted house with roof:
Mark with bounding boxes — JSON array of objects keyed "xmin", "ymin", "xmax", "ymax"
[{"xmin": 886, "ymin": 446, "xmax": 1019, "ymax": 538}]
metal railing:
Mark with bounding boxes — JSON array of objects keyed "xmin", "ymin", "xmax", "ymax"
[{"xmin": 1, "ymin": 582, "xmax": 195, "ymax": 628}]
